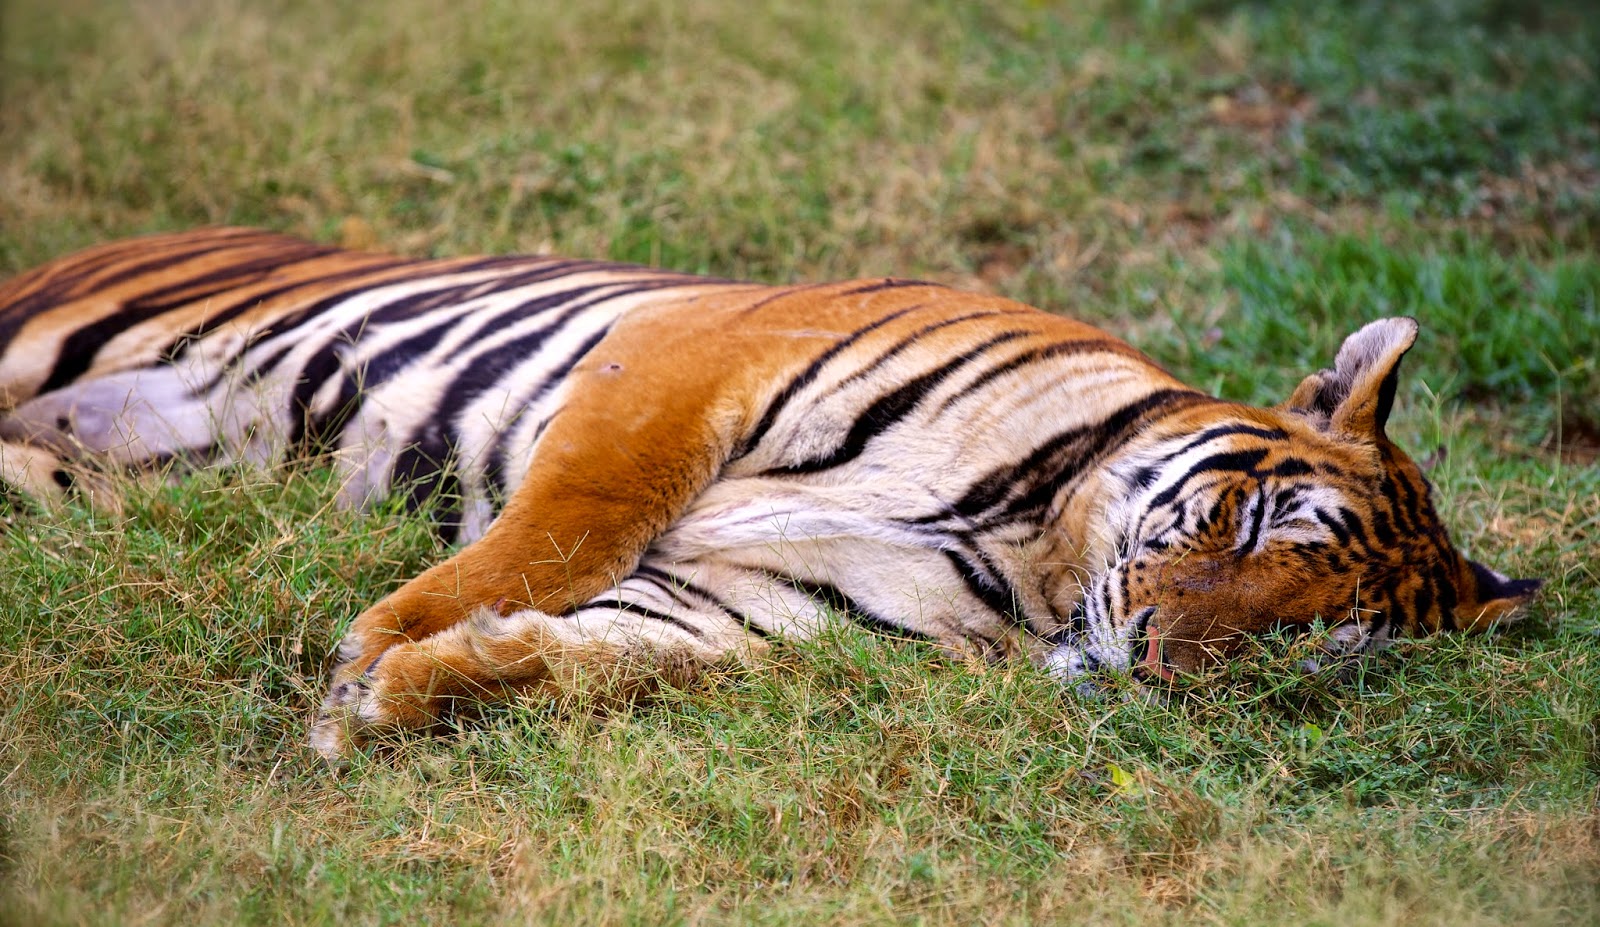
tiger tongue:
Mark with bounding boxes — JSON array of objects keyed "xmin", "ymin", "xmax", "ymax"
[{"xmin": 1140, "ymin": 623, "xmax": 1178, "ymax": 682}]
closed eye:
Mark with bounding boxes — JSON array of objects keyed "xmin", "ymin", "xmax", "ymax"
[
  {"xmin": 1236, "ymin": 485, "xmax": 1270, "ymax": 555},
  {"xmin": 1253, "ymin": 488, "xmax": 1337, "ymax": 548},
  {"xmin": 1269, "ymin": 505, "xmax": 1336, "ymax": 545},
  {"xmin": 1273, "ymin": 522, "xmax": 1333, "ymax": 545}
]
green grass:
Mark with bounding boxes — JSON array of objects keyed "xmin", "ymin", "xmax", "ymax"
[{"xmin": 2, "ymin": 0, "xmax": 1598, "ymax": 924}]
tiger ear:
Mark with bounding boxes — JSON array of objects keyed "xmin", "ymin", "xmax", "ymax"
[
  {"xmin": 1456, "ymin": 559, "xmax": 1544, "ymax": 633},
  {"xmin": 1283, "ymin": 317, "xmax": 1419, "ymax": 438}
]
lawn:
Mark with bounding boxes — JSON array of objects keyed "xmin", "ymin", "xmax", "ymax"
[{"xmin": 2, "ymin": 1, "xmax": 1598, "ymax": 924}]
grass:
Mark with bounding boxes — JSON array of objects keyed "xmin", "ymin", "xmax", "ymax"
[{"xmin": 2, "ymin": 0, "xmax": 1598, "ymax": 923}]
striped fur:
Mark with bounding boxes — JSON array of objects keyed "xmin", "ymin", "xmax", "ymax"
[{"xmin": 0, "ymin": 228, "xmax": 1541, "ymax": 761}]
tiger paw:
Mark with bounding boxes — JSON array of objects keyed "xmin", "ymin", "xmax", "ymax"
[
  {"xmin": 309, "ymin": 627, "xmax": 517, "ymax": 764},
  {"xmin": 309, "ymin": 673, "xmax": 383, "ymax": 764},
  {"xmin": 308, "ymin": 652, "xmax": 440, "ymax": 764}
]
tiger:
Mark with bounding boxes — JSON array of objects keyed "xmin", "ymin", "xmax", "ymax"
[{"xmin": 0, "ymin": 227, "xmax": 1541, "ymax": 762}]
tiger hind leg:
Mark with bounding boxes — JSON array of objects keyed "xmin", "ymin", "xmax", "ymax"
[
  {"xmin": 0, "ymin": 359, "xmax": 277, "ymax": 512},
  {"xmin": 0, "ymin": 439, "xmax": 70, "ymax": 504},
  {"xmin": 0, "ymin": 437, "xmax": 129, "ymax": 513}
]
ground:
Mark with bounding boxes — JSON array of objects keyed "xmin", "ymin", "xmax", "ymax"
[{"xmin": 1, "ymin": 1, "xmax": 1597, "ymax": 924}]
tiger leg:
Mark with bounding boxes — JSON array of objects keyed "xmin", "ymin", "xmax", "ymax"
[
  {"xmin": 324, "ymin": 386, "xmax": 736, "ymax": 670},
  {"xmin": 0, "ymin": 438, "xmax": 69, "ymax": 505},
  {"xmin": 0, "ymin": 437, "xmax": 125, "ymax": 513},
  {"xmin": 314, "ymin": 312, "xmax": 777, "ymax": 755},
  {"xmin": 310, "ymin": 568, "xmax": 766, "ymax": 761}
]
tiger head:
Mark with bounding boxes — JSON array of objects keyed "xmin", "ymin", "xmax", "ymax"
[{"xmin": 1051, "ymin": 317, "xmax": 1543, "ymax": 683}]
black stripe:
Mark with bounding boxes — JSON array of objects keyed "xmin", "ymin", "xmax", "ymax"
[
  {"xmin": 267, "ymin": 259, "xmax": 612, "ymax": 351},
  {"xmin": 390, "ymin": 423, "xmax": 461, "ymax": 539},
  {"xmin": 581, "ymin": 598, "xmax": 707, "ymax": 640},
  {"xmin": 934, "ymin": 338, "xmax": 1129, "ymax": 413},
  {"xmin": 329, "ymin": 278, "xmax": 692, "ymax": 519},
  {"xmin": 70, "ymin": 235, "xmax": 273, "ymax": 291},
  {"xmin": 945, "ymin": 549, "xmax": 1024, "ymax": 629},
  {"xmin": 1370, "ymin": 506, "xmax": 1398, "ymax": 548},
  {"xmin": 1368, "ymin": 589, "xmax": 1397, "ymax": 640},
  {"xmin": 145, "ymin": 257, "xmax": 506, "ymax": 396},
  {"xmin": 481, "ymin": 328, "xmax": 612, "ymax": 501},
  {"xmin": 1432, "ymin": 562, "xmax": 1458, "ymax": 632},
  {"xmin": 767, "ymin": 330, "xmax": 1031, "ymax": 476},
  {"xmin": 734, "ymin": 306, "xmax": 922, "ymax": 458},
  {"xmin": 837, "ymin": 278, "xmax": 932, "ymax": 296},
  {"xmin": 120, "ymin": 248, "xmax": 339, "ymax": 314},
  {"xmin": 1145, "ymin": 448, "xmax": 1270, "ymax": 512},
  {"xmin": 1199, "ymin": 491, "xmax": 1231, "ymax": 533},
  {"xmin": 285, "ymin": 340, "xmax": 360, "ymax": 456},
  {"xmin": 1374, "ymin": 366, "xmax": 1400, "ymax": 433},
  {"xmin": 37, "ymin": 245, "xmax": 336, "ymax": 392},
  {"xmin": 283, "ymin": 280, "xmax": 622, "ymax": 453},
  {"xmin": 1336, "ymin": 506, "xmax": 1371, "ymax": 549},
  {"xmin": 424, "ymin": 293, "xmax": 614, "ymax": 411},
  {"xmin": 1, "ymin": 232, "xmax": 268, "ymax": 348},
  {"xmin": 1157, "ymin": 424, "xmax": 1288, "ymax": 465},
  {"xmin": 1270, "ymin": 458, "xmax": 1314, "ymax": 478},
  {"xmin": 341, "ymin": 294, "xmax": 626, "ymax": 517},
  {"xmin": 1240, "ymin": 486, "xmax": 1268, "ymax": 555},
  {"xmin": 1313, "ymin": 507, "xmax": 1350, "ymax": 546},
  {"xmin": 429, "ymin": 310, "xmax": 610, "ymax": 450},
  {"xmin": 782, "ymin": 576, "xmax": 931, "ymax": 641},
  {"xmin": 157, "ymin": 256, "xmax": 440, "ymax": 361},
  {"xmin": 824, "ymin": 309, "xmax": 995, "ymax": 392},
  {"xmin": 1388, "ymin": 477, "xmax": 1420, "ymax": 536},
  {"xmin": 294, "ymin": 312, "xmax": 468, "ymax": 456},
  {"xmin": 632, "ymin": 564, "xmax": 770, "ymax": 639},
  {"xmin": 443, "ymin": 277, "xmax": 694, "ymax": 370},
  {"xmin": 935, "ymin": 388, "xmax": 1206, "ymax": 527},
  {"xmin": 1118, "ymin": 561, "xmax": 1136, "ymax": 628}
]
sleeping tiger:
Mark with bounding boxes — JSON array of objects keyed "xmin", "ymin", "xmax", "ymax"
[{"xmin": 0, "ymin": 227, "xmax": 1541, "ymax": 762}]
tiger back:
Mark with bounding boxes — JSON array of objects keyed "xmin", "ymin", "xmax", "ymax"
[{"xmin": 0, "ymin": 228, "xmax": 1541, "ymax": 762}]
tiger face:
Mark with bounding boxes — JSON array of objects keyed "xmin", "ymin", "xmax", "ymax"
[{"xmin": 1048, "ymin": 318, "xmax": 1543, "ymax": 682}]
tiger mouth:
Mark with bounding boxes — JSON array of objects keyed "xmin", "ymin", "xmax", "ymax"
[{"xmin": 1129, "ymin": 606, "xmax": 1177, "ymax": 683}]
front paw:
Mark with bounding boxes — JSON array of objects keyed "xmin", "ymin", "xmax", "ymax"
[
  {"xmin": 309, "ymin": 627, "xmax": 505, "ymax": 764},
  {"xmin": 308, "ymin": 655, "xmax": 431, "ymax": 765},
  {"xmin": 309, "ymin": 671, "xmax": 383, "ymax": 764}
]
